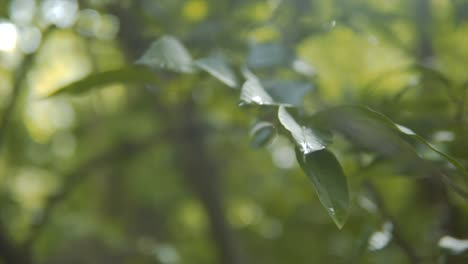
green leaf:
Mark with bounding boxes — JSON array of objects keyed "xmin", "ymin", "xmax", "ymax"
[
  {"xmin": 46, "ymin": 66, "xmax": 158, "ymax": 97},
  {"xmin": 250, "ymin": 122, "xmax": 276, "ymax": 148},
  {"xmin": 296, "ymin": 148, "xmax": 350, "ymax": 228},
  {"xmin": 240, "ymin": 78, "xmax": 277, "ymax": 106},
  {"xmin": 136, "ymin": 35, "xmax": 194, "ymax": 73},
  {"xmin": 278, "ymin": 106, "xmax": 327, "ymax": 154},
  {"xmin": 195, "ymin": 55, "xmax": 238, "ymax": 88},
  {"xmin": 315, "ymin": 105, "xmax": 468, "ymax": 198},
  {"xmin": 263, "ymin": 80, "xmax": 313, "ymax": 107}
]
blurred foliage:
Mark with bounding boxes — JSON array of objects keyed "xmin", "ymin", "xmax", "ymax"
[{"xmin": 1, "ymin": 0, "xmax": 468, "ymax": 264}]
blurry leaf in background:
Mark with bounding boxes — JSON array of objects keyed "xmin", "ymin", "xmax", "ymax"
[
  {"xmin": 263, "ymin": 80, "xmax": 313, "ymax": 107},
  {"xmin": 195, "ymin": 54, "xmax": 238, "ymax": 88},
  {"xmin": 247, "ymin": 42, "xmax": 293, "ymax": 69},
  {"xmin": 136, "ymin": 35, "xmax": 194, "ymax": 73}
]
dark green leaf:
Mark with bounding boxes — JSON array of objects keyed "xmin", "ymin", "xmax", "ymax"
[
  {"xmin": 46, "ymin": 66, "xmax": 158, "ymax": 97},
  {"xmin": 250, "ymin": 122, "xmax": 276, "ymax": 148},
  {"xmin": 279, "ymin": 106, "xmax": 327, "ymax": 154},
  {"xmin": 195, "ymin": 55, "xmax": 238, "ymax": 88},
  {"xmin": 136, "ymin": 35, "xmax": 194, "ymax": 73},
  {"xmin": 296, "ymin": 148, "xmax": 350, "ymax": 228}
]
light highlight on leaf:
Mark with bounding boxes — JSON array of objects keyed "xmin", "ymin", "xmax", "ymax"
[{"xmin": 278, "ymin": 106, "xmax": 326, "ymax": 154}]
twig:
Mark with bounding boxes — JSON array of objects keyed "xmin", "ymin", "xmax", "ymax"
[{"xmin": 365, "ymin": 181, "xmax": 422, "ymax": 264}]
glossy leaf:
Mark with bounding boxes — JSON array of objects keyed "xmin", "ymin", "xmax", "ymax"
[
  {"xmin": 296, "ymin": 148, "xmax": 350, "ymax": 228},
  {"xmin": 250, "ymin": 122, "xmax": 276, "ymax": 148},
  {"xmin": 195, "ymin": 55, "xmax": 238, "ymax": 88},
  {"xmin": 136, "ymin": 35, "xmax": 194, "ymax": 73},
  {"xmin": 279, "ymin": 106, "xmax": 327, "ymax": 154},
  {"xmin": 46, "ymin": 66, "xmax": 158, "ymax": 97}
]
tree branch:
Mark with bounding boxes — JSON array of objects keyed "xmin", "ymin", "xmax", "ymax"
[{"xmin": 109, "ymin": 3, "xmax": 247, "ymax": 263}]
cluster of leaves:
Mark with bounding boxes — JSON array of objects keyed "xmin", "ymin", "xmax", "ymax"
[{"xmin": 48, "ymin": 35, "xmax": 468, "ymax": 229}]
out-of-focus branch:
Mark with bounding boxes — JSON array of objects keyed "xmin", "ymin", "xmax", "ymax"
[
  {"xmin": 22, "ymin": 133, "xmax": 162, "ymax": 249},
  {"xmin": 109, "ymin": 3, "xmax": 247, "ymax": 263},
  {"xmin": 0, "ymin": 27, "xmax": 54, "ymax": 151},
  {"xmin": 174, "ymin": 99, "xmax": 246, "ymax": 264},
  {"xmin": 365, "ymin": 182, "xmax": 422, "ymax": 264},
  {"xmin": 0, "ymin": 26, "xmax": 57, "ymax": 264}
]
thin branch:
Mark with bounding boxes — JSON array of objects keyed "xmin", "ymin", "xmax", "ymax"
[
  {"xmin": 365, "ymin": 181, "xmax": 422, "ymax": 264},
  {"xmin": 22, "ymin": 133, "xmax": 162, "ymax": 249}
]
